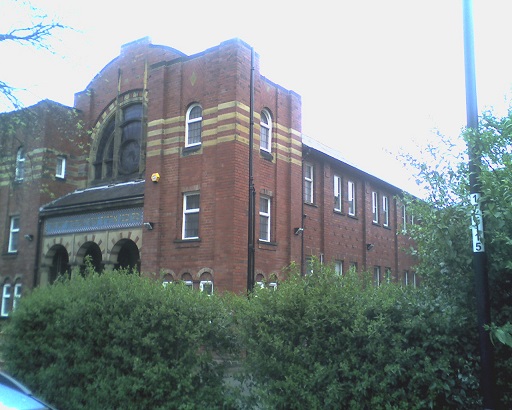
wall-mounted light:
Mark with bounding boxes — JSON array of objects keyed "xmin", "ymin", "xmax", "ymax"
[
  {"xmin": 294, "ymin": 227, "xmax": 304, "ymax": 235},
  {"xmin": 24, "ymin": 234, "xmax": 34, "ymax": 241},
  {"xmin": 366, "ymin": 243, "xmax": 374, "ymax": 251},
  {"xmin": 143, "ymin": 222, "xmax": 154, "ymax": 230},
  {"xmin": 151, "ymin": 173, "xmax": 160, "ymax": 183}
]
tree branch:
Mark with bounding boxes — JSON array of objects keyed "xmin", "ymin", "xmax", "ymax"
[
  {"xmin": 0, "ymin": 81, "xmax": 22, "ymax": 109},
  {"xmin": 0, "ymin": 21, "xmax": 66, "ymax": 50}
]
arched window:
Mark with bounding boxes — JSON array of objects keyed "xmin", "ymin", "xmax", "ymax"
[
  {"xmin": 185, "ymin": 104, "xmax": 202, "ymax": 147},
  {"xmin": 15, "ymin": 147, "xmax": 25, "ymax": 181},
  {"xmin": 260, "ymin": 110, "xmax": 272, "ymax": 152},
  {"xmin": 94, "ymin": 103, "xmax": 143, "ymax": 182},
  {"xmin": 181, "ymin": 272, "xmax": 193, "ymax": 289},
  {"xmin": 1, "ymin": 279, "xmax": 22, "ymax": 317},
  {"xmin": 114, "ymin": 239, "xmax": 140, "ymax": 272},
  {"xmin": 199, "ymin": 271, "xmax": 213, "ymax": 295},
  {"xmin": 77, "ymin": 242, "xmax": 103, "ymax": 274},
  {"xmin": 1, "ymin": 280, "xmax": 11, "ymax": 317},
  {"xmin": 49, "ymin": 245, "xmax": 70, "ymax": 283}
]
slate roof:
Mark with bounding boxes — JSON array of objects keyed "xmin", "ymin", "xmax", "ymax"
[{"xmin": 40, "ymin": 180, "xmax": 145, "ymax": 215}]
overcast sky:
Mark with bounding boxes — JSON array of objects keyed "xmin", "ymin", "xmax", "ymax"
[{"xmin": 2, "ymin": 0, "xmax": 512, "ymax": 196}]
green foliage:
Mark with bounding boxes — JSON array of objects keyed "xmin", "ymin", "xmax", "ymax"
[
  {"xmin": 3, "ymin": 259, "xmax": 509, "ymax": 409},
  {"xmin": 487, "ymin": 322, "xmax": 512, "ymax": 348},
  {"xmin": 400, "ymin": 109, "xmax": 512, "ymax": 407},
  {"xmin": 2, "ymin": 268, "xmax": 240, "ymax": 410},
  {"xmin": 236, "ymin": 261, "xmax": 481, "ymax": 409}
]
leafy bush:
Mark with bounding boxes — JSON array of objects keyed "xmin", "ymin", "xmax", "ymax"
[
  {"xmin": 2, "ymin": 268, "xmax": 240, "ymax": 410},
  {"xmin": 402, "ymin": 114, "xmax": 512, "ymax": 407},
  {"xmin": 3, "ymin": 258, "xmax": 509, "ymax": 409},
  {"xmin": 236, "ymin": 262, "xmax": 481, "ymax": 409}
]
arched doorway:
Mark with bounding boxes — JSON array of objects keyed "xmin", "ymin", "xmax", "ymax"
[
  {"xmin": 112, "ymin": 239, "xmax": 140, "ymax": 272},
  {"xmin": 49, "ymin": 245, "xmax": 69, "ymax": 283},
  {"xmin": 76, "ymin": 242, "xmax": 103, "ymax": 273}
]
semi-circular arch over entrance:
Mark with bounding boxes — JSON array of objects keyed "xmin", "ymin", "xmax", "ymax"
[
  {"xmin": 76, "ymin": 242, "xmax": 103, "ymax": 273},
  {"xmin": 43, "ymin": 244, "xmax": 70, "ymax": 284},
  {"xmin": 110, "ymin": 238, "xmax": 140, "ymax": 272}
]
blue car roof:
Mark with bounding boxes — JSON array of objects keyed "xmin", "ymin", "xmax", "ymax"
[{"xmin": 0, "ymin": 382, "xmax": 50, "ymax": 409}]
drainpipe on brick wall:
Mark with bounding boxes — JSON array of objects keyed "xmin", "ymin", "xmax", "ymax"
[
  {"xmin": 247, "ymin": 47, "xmax": 256, "ymax": 293},
  {"xmin": 300, "ymin": 172, "xmax": 305, "ymax": 276},
  {"xmin": 393, "ymin": 197, "xmax": 399, "ymax": 275},
  {"xmin": 362, "ymin": 182, "xmax": 368, "ymax": 271},
  {"xmin": 32, "ymin": 217, "xmax": 43, "ymax": 288},
  {"xmin": 300, "ymin": 149, "xmax": 310, "ymax": 276}
]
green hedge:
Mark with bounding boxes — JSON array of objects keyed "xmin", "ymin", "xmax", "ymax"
[
  {"xmin": 236, "ymin": 263, "xmax": 482, "ymax": 409},
  {"xmin": 3, "ymin": 262, "xmax": 509, "ymax": 409},
  {"xmin": 2, "ymin": 269, "xmax": 240, "ymax": 410}
]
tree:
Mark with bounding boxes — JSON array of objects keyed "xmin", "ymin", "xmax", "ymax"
[
  {"xmin": 401, "ymin": 110, "xmax": 512, "ymax": 406},
  {"xmin": 1, "ymin": 0, "xmax": 66, "ymax": 109}
]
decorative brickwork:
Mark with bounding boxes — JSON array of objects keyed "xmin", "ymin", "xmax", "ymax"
[{"xmin": 0, "ymin": 38, "xmax": 416, "ymax": 301}]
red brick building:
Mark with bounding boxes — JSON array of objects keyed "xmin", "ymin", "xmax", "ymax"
[{"xmin": 0, "ymin": 37, "xmax": 416, "ymax": 316}]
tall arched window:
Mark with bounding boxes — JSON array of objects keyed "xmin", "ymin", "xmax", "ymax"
[
  {"xmin": 15, "ymin": 147, "xmax": 25, "ymax": 181},
  {"xmin": 185, "ymin": 104, "xmax": 202, "ymax": 147},
  {"xmin": 260, "ymin": 110, "xmax": 272, "ymax": 152},
  {"xmin": 94, "ymin": 103, "xmax": 143, "ymax": 182},
  {"xmin": 1, "ymin": 280, "xmax": 11, "ymax": 317}
]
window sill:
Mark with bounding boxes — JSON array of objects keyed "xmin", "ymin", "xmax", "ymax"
[
  {"xmin": 182, "ymin": 145, "xmax": 201, "ymax": 156},
  {"xmin": 304, "ymin": 202, "xmax": 317, "ymax": 208},
  {"xmin": 348, "ymin": 214, "xmax": 358, "ymax": 220},
  {"xmin": 258, "ymin": 240, "xmax": 277, "ymax": 250},
  {"xmin": 333, "ymin": 209, "xmax": 344, "ymax": 216},
  {"xmin": 174, "ymin": 238, "xmax": 201, "ymax": 248},
  {"xmin": 2, "ymin": 252, "xmax": 18, "ymax": 258},
  {"xmin": 260, "ymin": 149, "xmax": 274, "ymax": 161}
]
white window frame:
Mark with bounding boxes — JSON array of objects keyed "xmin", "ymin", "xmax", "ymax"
[
  {"xmin": 13, "ymin": 283, "xmax": 22, "ymax": 311},
  {"xmin": 268, "ymin": 282, "xmax": 277, "ymax": 291},
  {"xmin": 402, "ymin": 205, "xmax": 407, "ymax": 233},
  {"xmin": 372, "ymin": 191, "xmax": 379, "ymax": 223},
  {"xmin": 304, "ymin": 163, "xmax": 314, "ymax": 203},
  {"xmin": 259, "ymin": 196, "xmax": 271, "ymax": 242},
  {"xmin": 374, "ymin": 266, "xmax": 381, "ymax": 286},
  {"xmin": 348, "ymin": 181, "xmax": 356, "ymax": 216},
  {"xmin": 182, "ymin": 192, "xmax": 200, "ymax": 239},
  {"xmin": 383, "ymin": 196, "xmax": 389, "ymax": 227},
  {"xmin": 385, "ymin": 267, "xmax": 392, "ymax": 283},
  {"xmin": 260, "ymin": 110, "xmax": 272, "ymax": 152},
  {"xmin": 1, "ymin": 284, "xmax": 11, "ymax": 317},
  {"xmin": 335, "ymin": 260, "xmax": 343, "ymax": 276},
  {"xmin": 200, "ymin": 280, "xmax": 213, "ymax": 295},
  {"xmin": 8, "ymin": 216, "xmax": 20, "ymax": 253},
  {"xmin": 15, "ymin": 147, "xmax": 25, "ymax": 181},
  {"xmin": 56, "ymin": 156, "xmax": 66, "ymax": 179},
  {"xmin": 404, "ymin": 271, "xmax": 417, "ymax": 287},
  {"xmin": 334, "ymin": 175, "xmax": 342, "ymax": 212},
  {"xmin": 305, "ymin": 257, "xmax": 314, "ymax": 275},
  {"xmin": 185, "ymin": 104, "xmax": 202, "ymax": 147}
]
